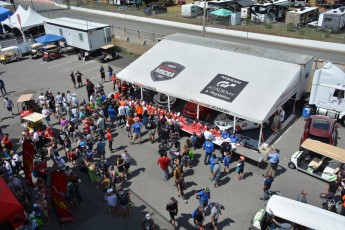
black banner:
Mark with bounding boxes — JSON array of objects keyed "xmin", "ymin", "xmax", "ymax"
[
  {"xmin": 151, "ymin": 61, "xmax": 185, "ymax": 82},
  {"xmin": 200, "ymin": 74, "xmax": 248, "ymax": 103}
]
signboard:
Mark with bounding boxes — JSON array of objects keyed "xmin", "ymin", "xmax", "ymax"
[
  {"xmin": 22, "ymin": 140, "xmax": 34, "ymax": 187},
  {"xmin": 151, "ymin": 61, "xmax": 185, "ymax": 82},
  {"xmin": 51, "ymin": 171, "xmax": 75, "ymax": 225},
  {"xmin": 200, "ymin": 74, "xmax": 248, "ymax": 103}
]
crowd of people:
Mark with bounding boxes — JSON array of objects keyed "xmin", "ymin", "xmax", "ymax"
[{"xmin": 1, "ymin": 70, "xmax": 345, "ymax": 230}]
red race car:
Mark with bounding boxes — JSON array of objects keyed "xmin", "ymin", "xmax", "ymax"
[
  {"xmin": 300, "ymin": 115, "xmax": 338, "ymax": 146},
  {"xmin": 182, "ymin": 102, "xmax": 212, "ymax": 120}
]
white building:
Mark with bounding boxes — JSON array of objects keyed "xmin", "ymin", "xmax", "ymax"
[{"xmin": 43, "ymin": 17, "xmax": 112, "ymax": 51}]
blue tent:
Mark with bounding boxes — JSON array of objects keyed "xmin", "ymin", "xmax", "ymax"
[
  {"xmin": 34, "ymin": 34, "xmax": 66, "ymax": 45},
  {"xmin": 0, "ymin": 7, "xmax": 13, "ymax": 22}
]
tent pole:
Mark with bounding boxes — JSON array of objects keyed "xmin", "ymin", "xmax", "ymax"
[
  {"xmin": 167, "ymin": 95, "xmax": 171, "ymax": 112},
  {"xmin": 197, "ymin": 104, "xmax": 200, "ymax": 120},
  {"xmin": 258, "ymin": 123, "xmax": 263, "ymax": 148},
  {"xmin": 140, "ymin": 87, "xmax": 143, "ymax": 100},
  {"xmin": 233, "ymin": 116, "xmax": 236, "ymax": 132}
]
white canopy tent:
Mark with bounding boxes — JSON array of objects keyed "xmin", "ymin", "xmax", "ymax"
[
  {"xmin": 117, "ymin": 33, "xmax": 309, "ymax": 124},
  {"xmin": 20, "ymin": 7, "xmax": 47, "ymax": 31},
  {"xmin": 1, "ymin": 5, "xmax": 27, "ymax": 29}
]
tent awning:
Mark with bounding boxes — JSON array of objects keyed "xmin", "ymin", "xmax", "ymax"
[
  {"xmin": 20, "ymin": 7, "xmax": 47, "ymax": 31},
  {"xmin": 0, "ymin": 7, "xmax": 13, "ymax": 22},
  {"xmin": 34, "ymin": 34, "xmax": 65, "ymax": 45},
  {"xmin": 17, "ymin": 94, "xmax": 33, "ymax": 103},
  {"xmin": 117, "ymin": 33, "xmax": 304, "ymax": 123},
  {"xmin": 0, "ymin": 177, "xmax": 25, "ymax": 223},
  {"xmin": 22, "ymin": 112, "xmax": 46, "ymax": 122},
  {"xmin": 1, "ymin": 5, "xmax": 26, "ymax": 29}
]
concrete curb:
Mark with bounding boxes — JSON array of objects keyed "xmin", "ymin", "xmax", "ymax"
[{"xmin": 54, "ymin": 2, "xmax": 345, "ymax": 53}]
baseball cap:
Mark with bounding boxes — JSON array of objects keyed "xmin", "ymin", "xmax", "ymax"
[
  {"xmin": 145, "ymin": 214, "xmax": 151, "ymax": 219},
  {"xmin": 240, "ymin": 156, "xmax": 245, "ymax": 160},
  {"xmin": 107, "ymin": 188, "xmax": 113, "ymax": 193},
  {"xmin": 204, "ymin": 187, "xmax": 209, "ymax": 192}
]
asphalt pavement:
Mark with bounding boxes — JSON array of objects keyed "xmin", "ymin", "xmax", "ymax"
[{"xmin": 1, "ymin": 47, "xmax": 345, "ymax": 230}]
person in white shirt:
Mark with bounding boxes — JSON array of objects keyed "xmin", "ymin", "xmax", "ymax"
[
  {"xmin": 203, "ymin": 127, "xmax": 213, "ymax": 141},
  {"xmin": 71, "ymin": 94, "xmax": 79, "ymax": 107},
  {"xmin": 118, "ymin": 105, "xmax": 126, "ymax": 126},
  {"xmin": 56, "ymin": 156, "xmax": 66, "ymax": 171},
  {"xmin": 3, "ymin": 160, "xmax": 12, "ymax": 176},
  {"xmin": 41, "ymin": 106, "xmax": 51, "ymax": 127},
  {"xmin": 104, "ymin": 188, "xmax": 118, "ymax": 215},
  {"xmin": 38, "ymin": 93, "xmax": 46, "ymax": 107},
  {"xmin": 90, "ymin": 93, "xmax": 96, "ymax": 105}
]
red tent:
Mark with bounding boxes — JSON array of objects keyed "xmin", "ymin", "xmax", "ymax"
[{"xmin": 0, "ymin": 177, "xmax": 25, "ymax": 225}]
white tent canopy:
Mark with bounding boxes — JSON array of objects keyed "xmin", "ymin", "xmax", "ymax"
[
  {"xmin": 1, "ymin": 5, "xmax": 27, "ymax": 29},
  {"xmin": 117, "ymin": 33, "xmax": 310, "ymax": 123},
  {"xmin": 21, "ymin": 7, "xmax": 47, "ymax": 31}
]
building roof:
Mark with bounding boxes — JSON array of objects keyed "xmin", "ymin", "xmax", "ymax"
[
  {"xmin": 325, "ymin": 6, "xmax": 345, "ymax": 15},
  {"xmin": 235, "ymin": 0, "xmax": 255, "ymax": 7},
  {"xmin": 288, "ymin": 6, "xmax": 319, "ymax": 14},
  {"xmin": 44, "ymin": 17, "xmax": 110, "ymax": 31}
]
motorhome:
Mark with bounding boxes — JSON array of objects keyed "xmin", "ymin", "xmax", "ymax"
[
  {"xmin": 250, "ymin": 0, "xmax": 292, "ymax": 22},
  {"xmin": 181, "ymin": 3, "xmax": 203, "ymax": 18},
  {"xmin": 318, "ymin": 6, "xmax": 345, "ymax": 32},
  {"xmin": 290, "ymin": 0, "xmax": 307, "ymax": 7},
  {"xmin": 309, "ymin": 62, "xmax": 345, "ymax": 126},
  {"xmin": 285, "ymin": 7, "xmax": 319, "ymax": 26}
]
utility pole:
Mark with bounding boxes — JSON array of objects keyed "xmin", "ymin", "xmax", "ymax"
[{"xmin": 202, "ymin": 0, "xmax": 207, "ymax": 37}]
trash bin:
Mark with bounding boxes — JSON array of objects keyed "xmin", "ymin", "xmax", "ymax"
[{"xmin": 303, "ymin": 104, "xmax": 311, "ymax": 118}]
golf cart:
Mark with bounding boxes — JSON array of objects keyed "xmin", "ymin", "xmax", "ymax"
[
  {"xmin": 21, "ymin": 112, "xmax": 54, "ymax": 142},
  {"xmin": 0, "ymin": 46, "xmax": 22, "ymax": 64},
  {"xmin": 288, "ymin": 138, "xmax": 345, "ymax": 182},
  {"xmin": 99, "ymin": 44, "xmax": 118, "ymax": 63},
  {"xmin": 42, "ymin": 44, "xmax": 62, "ymax": 62},
  {"xmin": 16, "ymin": 94, "xmax": 40, "ymax": 120},
  {"xmin": 30, "ymin": 43, "xmax": 43, "ymax": 59}
]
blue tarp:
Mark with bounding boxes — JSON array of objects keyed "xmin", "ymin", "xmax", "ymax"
[
  {"xmin": 0, "ymin": 7, "xmax": 13, "ymax": 22},
  {"xmin": 34, "ymin": 34, "xmax": 66, "ymax": 45}
]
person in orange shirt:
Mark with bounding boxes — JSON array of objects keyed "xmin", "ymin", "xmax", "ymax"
[
  {"xmin": 106, "ymin": 128, "xmax": 113, "ymax": 152},
  {"xmin": 135, "ymin": 104, "xmax": 143, "ymax": 119},
  {"xmin": 111, "ymin": 74, "xmax": 117, "ymax": 91}
]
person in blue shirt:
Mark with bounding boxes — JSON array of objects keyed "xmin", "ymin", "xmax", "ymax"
[
  {"xmin": 236, "ymin": 156, "xmax": 245, "ymax": 180},
  {"xmin": 209, "ymin": 154, "xmax": 217, "ymax": 175},
  {"xmin": 221, "ymin": 130, "xmax": 230, "ymax": 139},
  {"xmin": 265, "ymin": 148, "xmax": 280, "ymax": 178},
  {"xmin": 203, "ymin": 139, "xmax": 214, "ymax": 165},
  {"xmin": 261, "ymin": 172, "xmax": 274, "ymax": 200},
  {"xmin": 223, "ymin": 152, "xmax": 232, "ymax": 174},
  {"xmin": 196, "ymin": 187, "xmax": 211, "ymax": 209},
  {"xmin": 229, "ymin": 132, "xmax": 239, "ymax": 144},
  {"xmin": 108, "ymin": 106, "xmax": 117, "ymax": 127},
  {"xmin": 131, "ymin": 120, "xmax": 142, "ymax": 144}
]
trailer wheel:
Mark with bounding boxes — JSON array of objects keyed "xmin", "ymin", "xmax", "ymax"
[
  {"xmin": 340, "ymin": 116, "xmax": 345, "ymax": 127},
  {"xmin": 288, "ymin": 161, "xmax": 296, "ymax": 169}
]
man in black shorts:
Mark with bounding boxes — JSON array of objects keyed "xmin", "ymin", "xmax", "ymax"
[{"xmin": 100, "ymin": 65, "xmax": 105, "ymax": 83}]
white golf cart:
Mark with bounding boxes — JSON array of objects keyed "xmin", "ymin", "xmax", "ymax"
[{"xmin": 288, "ymin": 138, "xmax": 345, "ymax": 182}]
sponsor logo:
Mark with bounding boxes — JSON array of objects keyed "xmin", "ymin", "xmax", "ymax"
[
  {"xmin": 151, "ymin": 61, "xmax": 185, "ymax": 82},
  {"xmin": 200, "ymin": 74, "xmax": 248, "ymax": 103}
]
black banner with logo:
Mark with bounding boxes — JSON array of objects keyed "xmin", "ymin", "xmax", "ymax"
[
  {"xmin": 200, "ymin": 74, "xmax": 248, "ymax": 103},
  {"xmin": 151, "ymin": 61, "xmax": 185, "ymax": 82}
]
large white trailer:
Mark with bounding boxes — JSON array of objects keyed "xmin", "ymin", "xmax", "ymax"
[{"xmin": 43, "ymin": 17, "xmax": 112, "ymax": 51}]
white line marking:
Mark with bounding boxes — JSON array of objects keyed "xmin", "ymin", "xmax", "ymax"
[{"xmin": 59, "ymin": 61, "xmax": 95, "ymax": 72}]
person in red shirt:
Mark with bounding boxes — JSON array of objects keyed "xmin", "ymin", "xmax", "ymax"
[
  {"xmin": 1, "ymin": 134, "xmax": 13, "ymax": 150},
  {"xmin": 106, "ymin": 128, "xmax": 113, "ymax": 152},
  {"xmin": 157, "ymin": 152, "xmax": 171, "ymax": 181}
]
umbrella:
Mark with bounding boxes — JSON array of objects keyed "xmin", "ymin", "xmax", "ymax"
[{"xmin": 210, "ymin": 8, "xmax": 232, "ymax": 17}]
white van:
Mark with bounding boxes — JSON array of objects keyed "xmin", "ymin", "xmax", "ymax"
[{"xmin": 250, "ymin": 195, "xmax": 345, "ymax": 230}]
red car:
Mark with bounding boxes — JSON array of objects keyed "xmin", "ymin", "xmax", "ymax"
[
  {"xmin": 42, "ymin": 45, "xmax": 62, "ymax": 62},
  {"xmin": 300, "ymin": 115, "xmax": 338, "ymax": 146},
  {"xmin": 182, "ymin": 102, "xmax": 212, "ymax": 120}
]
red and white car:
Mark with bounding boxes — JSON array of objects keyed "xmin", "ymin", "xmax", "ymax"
[{"xmin": 214, "ymin": 113, "xmax": 269, "ymax": 132}]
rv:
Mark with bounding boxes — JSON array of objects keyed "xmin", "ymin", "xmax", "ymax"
[
  {"xmin": 285, "ymin": 7, "xmax": 319, "ymax": 26},
  {"xmin": 290, "ymin": 0, "xmax": 306, "ymax": 7},
  {"xmin": 250, "ymin": 0, "xmax": 292, "ymax": 22},
  {"xmin": 181, "ymin": 3, "xmax": 203, "ymax": 18},
  {"xmin": 318, "ymin": 6, "xmax": 345, "ymax": 32},
  {"xmin": 43, "ymin": 17, "xmax": 112, "ymax": 51},
  {"xmin": 309, "ymin": 62, "xmax": 345, "ymax": 126}
]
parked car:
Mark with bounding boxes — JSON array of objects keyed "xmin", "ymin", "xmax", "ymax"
[
  {"xmin": 153, "ymin": 93, "xmax": 177, "ymax": 108},
  {"xmin": 144, "ymin": 5, "xmax": 168, "ymax": 15},
  {"xmin": 214, "ymin": 113, "xmax": 269, "ymax": 132},
  {"xmin": 300, "ymin": 115, "xmax": 338, "ymax": 146},
  {"xmin": 42, "ymin": 45, "xmax": 62, "ymax": 62},
  {"xmin": 182, "ymin": 102, "xmax": 212, "ymax": 120},
  {"xmin": 98, "ymin": 44, "xmax": 118, "ymax": 63}
]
